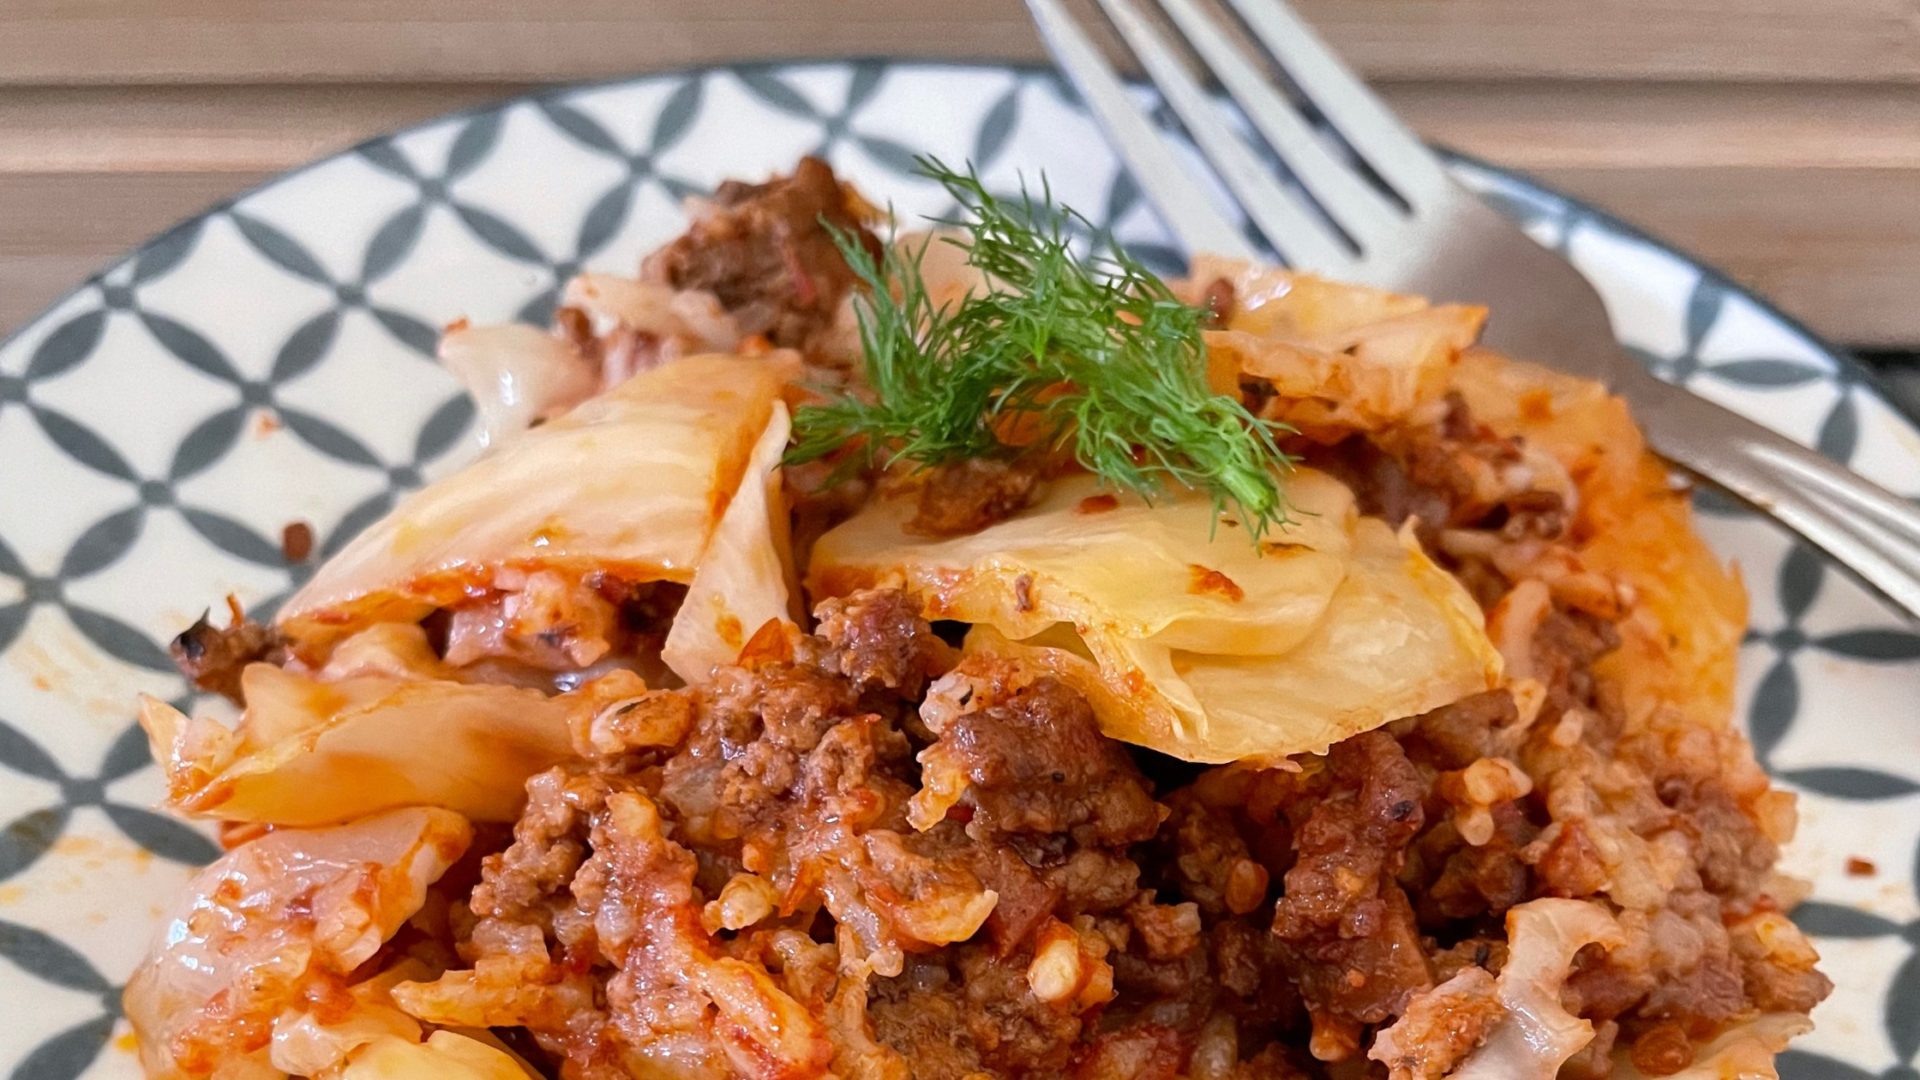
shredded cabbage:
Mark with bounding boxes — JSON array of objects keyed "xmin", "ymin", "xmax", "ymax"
[
  {"xmin": 279, "ymin": 353, "xmax": 791, "ymax": 655},
  {"xmin": 1189, "ymin": 255, "xmax": 1485, "ymax": 439},
  {"xmin": 438, "ymin": 323, "xmax": 597, "ymax": 449},
  {"xmin": 139, "ymin": 662, "xmax": 644, "ymax": 825},
  {"xmin": 123, "ymin": 808, "xmax": 471, "ymax": 1080},
  {"xmin": 810, "ymin": 470, "xmax": 1499, "ymax": 762},
  {"xmin": 1611, "ymin": 1013, "xmax": 1812, "ymax": 1080},
  {"xmin": 1450, "ymin": 898, "xmax": 1626, "ymax": 1079},
  {"xmin": 663, "ymin": 401, "xmax": 799, "ymax": 682},
  {"xmin": 330, "ymin": 1031, "xmax": 538, "ymax": 1080}
]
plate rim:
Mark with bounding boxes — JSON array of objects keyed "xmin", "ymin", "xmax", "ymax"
[{"xmin": 2, "ymin": 56, "xmax": 1909, "ymax": 430}]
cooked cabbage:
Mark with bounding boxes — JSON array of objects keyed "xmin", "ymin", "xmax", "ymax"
[
  {"xmin": 810, "ymin": 470, "xmax": 1500, "ymax": 763},
  {"xmin": 138, "ymin": 661, "xmax": 642, "ymax": 825},
  {"xmin": 438, "ymin": 323, "xmax": 597, "ymax": 449},
  {"xmin": 1449, "ymin": 348, "xmax": 1746, "ymax": 734},
  {"xmin": 272, "ymin": 963, "xmax": 433, "ymax": 1078},
  {"xmin": 815, "ymin": 470, "xmax": 1355, "ymax": 654},
  {"xmin": 663, "ymin": 401, "xmax": 799, "ymax": 682},
  {"xmin": 1449, "ymin": 898, "xmax": 1626, "ymax": 1080},
  {"xmin": 561, "ymin": 273, "xmax": 741, "ymax": 350},
  {"xmin": 1188, "ymin": 255, "xmax": 1485, "ymax": 438},
  {"xmin": 279, "ymin": 353, "xmax": 791, "ymax": 654},
  {"xmin": 123, "ymin": 808, "xmax": 471, "ymax": 1080},
  {"xmin": 317, "ymin": 622, "xmax": 452, "ymax": 680},
  {"xmin": 330, "ymin": 1031, "xmax": 538, "ymax": 1080},
  {"xmin": 1611, "ymin": 1013, "xmax": 1812, "ymax": 1080}
]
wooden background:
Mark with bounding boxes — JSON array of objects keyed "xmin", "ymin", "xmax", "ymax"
[{"xmin": 3, "ymin": 0, "xmax": 1918, "ymax": 369}]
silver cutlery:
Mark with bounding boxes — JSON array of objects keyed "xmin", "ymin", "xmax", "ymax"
[{"xmin": 1027, "ymin": 0, "xmax": 1920, "ymax": 621}]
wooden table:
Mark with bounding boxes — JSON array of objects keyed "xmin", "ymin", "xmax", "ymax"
[{"xmin": 4, "ymin": 0, "xmax": 1918, "ymax": 368}]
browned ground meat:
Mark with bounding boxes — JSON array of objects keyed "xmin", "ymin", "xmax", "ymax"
[
  {"xmin": 641, "ymin": 155, "xmax": 878, "ymax": 348},
  {"xmin": 1316, "ymin": 393, "xmax": 1567, "ymax": 552},
  {"xmin": 906, "ymin": 457, "xmax": 1045, "ymax": 537},
  {"xmin": 169, "ymin": 598, "xmax": 282, "ymax": 703},
  {"xmin": 919, "ymin": 664, "xmax": 1161, "ymax": 847},
  {"xmin": 810, "ymin": 588, "xmax": 952, "ymax": 696},
  {"xmin": 1268, "ymin": 733, "xmax": 1434, "ymax": 1041},
  {"xmin": 405, "ymin": 394, "xmax": 1825, "ymax": 1078}
]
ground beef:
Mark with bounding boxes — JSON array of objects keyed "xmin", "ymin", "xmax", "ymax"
[
  {"xmin": 1157, "ymin": 791, "xmax": 1271, "ymax": 917},
  {"xmin": 1270, "ymin": 733, "xmax": 1435, "ymax": 1027},
  {"xmin": 1407, "ymin": 689, "xmax": 1516, "ymax": 769},
  {"xmin": 1531, "ymin": 607, "xmax": 1620, "ymax": 720},
  {"xmin": 169, "ymin": 598, "xmax": 283, "ymax": 703},
  {"xmin": 1310, "ymin": 435, "xmax": 1447, "ymax": 540},
  {"xmin": 1417, "ymin": 803, "xmax": 1536, "ymax": 921},
  {"xmin": 918, "ymin": 659, "xmax": 1162, "ymax": 847},
  {"xmin": 408, "ymin": 556, "xmax": 1822, "ymax": 1078},
  {"xmin": 809, "ymin": 587, "xmax": 952, "ymax": 698},
  {"xmin": 871, "ymin": 943, "xmax": 1091, "ymax": 1078},
  {"xmin": 906, "ymin": 457, "xmax": 1045, "ymax": 537},
  {"xmin": 642, "ymin": 155, "xmax": 878, "ymax": 348},
  {"xmin": 1317, "ymin": 393, "xmax": 1568, "ymax": 549}
]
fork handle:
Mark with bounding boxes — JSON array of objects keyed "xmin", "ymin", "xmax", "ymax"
[{"xmin": 1617, "ymin": 364, "xmax": 1920, "ymax": 622}]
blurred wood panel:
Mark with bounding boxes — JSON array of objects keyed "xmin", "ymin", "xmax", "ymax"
[
  {"xmin": 9, "ymin": 81, "xmax": 1913, "ymax": 176},
  {"xmin": 1, "ymin": 0, "xmax": 1915, "ymax": 84},
  {"xmin": 1, "ymin": 1, "xmax": 1916, "ymax": 348},
  {"xmin": 1391, "ymin": 83, "xmax": 1920, "ymax": 170},
  {"xmin": 1538, "ymin": 167, "xmax": 1920, "ymax": 349},
  {"xmin": 0, "ymin": 85, "xmax": 531, "ymax": 174}
]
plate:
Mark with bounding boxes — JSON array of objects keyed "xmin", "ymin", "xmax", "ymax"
[{"xmin": 1, "ymin": 60, "xmax": 1915, "ymax": 1079}]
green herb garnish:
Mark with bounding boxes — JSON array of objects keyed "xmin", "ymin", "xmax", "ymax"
[{"xmin": 787, "ymin": 157, "xmax": 1295, "ymax": 538}]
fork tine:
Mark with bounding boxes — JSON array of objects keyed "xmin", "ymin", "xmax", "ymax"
[
  {"xmin": 1220, "ymin": 0, "xmax": 1451, "ymax": 209},
  {"xmin": 1026, "ymin": 0, "xmax": 1256, "ymax": 260},
  {"xmin": 1151, "ymin": 0, "xmax": 1400, "ymax": 247},
  {"xmin": 1092, "ymin": 0, "xmax": 1356, "ymax": 273}
]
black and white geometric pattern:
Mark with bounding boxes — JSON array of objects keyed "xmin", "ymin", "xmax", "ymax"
[{"xmin": 0, "ymin": 61, "xmax": 1913, "ymax": 1078}]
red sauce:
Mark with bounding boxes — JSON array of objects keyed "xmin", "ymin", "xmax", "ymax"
[{"xmin": 1187, "ymin": 565, "xmax": 1245, "ymax": 602}]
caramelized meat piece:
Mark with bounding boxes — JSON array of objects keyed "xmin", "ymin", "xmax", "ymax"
[
  {"xmin": 169, "ymin": 598, "xmax": 282, "ymax": 704},
  {"xmin": 1159, "ymin": 791, "xmax": 1272, "ymax": 917},
  {"xmin": 906, "ymin": 458, "xmax": 1043, "ymax": 537},
  {"xmin": 643, "ymin": 155, "xmax": 878, "ymax": 347},
  {"xmin": 1271, "ymin": 732, "xmax": 1434, "ymax": 1027},
  {"xmin": 1408, "ymin": 688, "xmax": 1517, "ymax": 769},
  {"xmin": 1199, "ymin": 276, "xmax": 1236, "ymax": 328},
  {"xmin": 1316, "ymin": 394, "xmax": 1568, "ymax": 548},
  {"xmin": 811, "ymin": 587, "xmax": 953, "ymax": 696},
  {"xmin": 919, "ymin": 660, "xmax": 1163, "ymax": 847},
  {"xmin": 869, "ymin": 945, "xmax": 1090, "ymax": 1079}
]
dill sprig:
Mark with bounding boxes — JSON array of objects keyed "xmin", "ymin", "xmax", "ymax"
[{"xmin": 787, "ymin": 157, "xmax": 1295, "ymax": 538}]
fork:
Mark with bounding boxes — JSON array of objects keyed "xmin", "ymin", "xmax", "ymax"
[{"xmin": 1028, "ymin": 0, "xmax": 1920, "ymax": 621}]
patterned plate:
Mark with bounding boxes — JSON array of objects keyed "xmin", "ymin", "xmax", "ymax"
[{"xmin": 1, "ymin": 61, "xmax": 1915, "ymax": 1080}]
